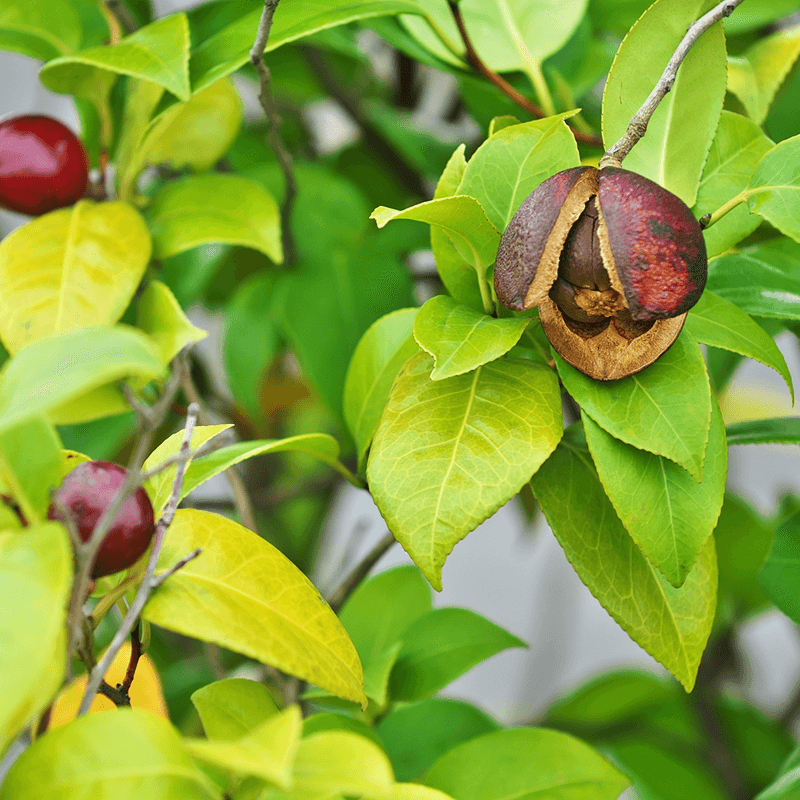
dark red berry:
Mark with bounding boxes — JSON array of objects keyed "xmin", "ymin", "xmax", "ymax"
[
  {"xmin": 48, "ymin": 461, "xmax": 156, "ymax": 578},
  {"xmin": 0, "ymin": 114, "xmax": 89, "ymax": 216}
]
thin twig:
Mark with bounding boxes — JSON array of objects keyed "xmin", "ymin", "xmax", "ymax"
[
  {"xmin": 103, "ymin": 0, "xmax": 137, "ymax": 35},
  {"xmin": 447, "ymin": 2, "xmax": 603, "ymax": 148},
  {"xmin": 121, "ymin": 624, "xmax": 142, "ymax": 693},
  {"xmin": 328, "ymin": 531, "xmax": 398, "ymax": 612},
  {"xmin": 78, "ymin": 404, "xmax": 200, "ymax": 715},
  {"xmin": 250, "ymin": 0, "xmax": 297, "ymax": 265},
  {"xmin": 151, "ymin": 548, "xmax": 201, "ymax": 589},
  {"xmin": 600, "ymin": 0, "xmax": 745, "ymax": 168}
]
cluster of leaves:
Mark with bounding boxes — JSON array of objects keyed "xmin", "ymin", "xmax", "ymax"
[{"xmin": 3, "ymin": 0, "xmax": 800, "ymax": 797}]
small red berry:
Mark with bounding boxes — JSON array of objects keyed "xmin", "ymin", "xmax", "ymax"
[
  {"xmin": 48, "ymin": 461, "xmax": 156, "ymax": 578},
  {"xmin": 0, "ymin": 114, "xmax": 89, "ymax": 216}
]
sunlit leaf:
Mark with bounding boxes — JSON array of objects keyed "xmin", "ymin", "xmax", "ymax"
[
  {"xmin": 192, "ymin": 678, "xmax": 280, "ymax": 741},
  {"xmin": 0, "ymin": 0, "xmax": 80, "ymax": 61}
]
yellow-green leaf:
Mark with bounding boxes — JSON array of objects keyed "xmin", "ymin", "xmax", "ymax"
[
  {"xmin": 142, "ymin": 510, "xmax": 366, "ymax": 707},
  {"xmin": 0, "ymin": 201, "xmax": 151, "ymax": 355}
]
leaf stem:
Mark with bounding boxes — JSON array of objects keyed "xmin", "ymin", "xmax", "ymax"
[
  {"xmin": 599, "ymin": 0, "xmax": 745, "ymax": 168},
  {"xmin": 701, "ymin": 190, "xmax": 749, "ymax": 229}
]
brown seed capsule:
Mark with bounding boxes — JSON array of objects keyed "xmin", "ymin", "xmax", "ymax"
[{"xmin": 494, "ymin": 166, "xmax": 707, "ymax": 380}]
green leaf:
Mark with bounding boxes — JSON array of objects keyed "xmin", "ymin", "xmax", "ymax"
[
  {"xmin": 137, "ymin": 279, "xmax": 207, "ymax": 366},
  {"xmin": 531, "ymin": 424, "xmax": 717, "ymax": 691},
  {"xmin": 727, "ymin": 26, "xmax": 800, "ymax": 125},
  {"xmin": 185, "ymin": 706, "xmax": 302, "ymax": 789},
  {"xmin": 425, "ymin": 728, "xmax": 630, "ymax": 800},
  {"xmin": 723, "ymin": 0, "xmax": 800, "ymax": 36},
  {"xmin": 0, "ymin": 524, "xmax": 70, "ymax": 754},
  {"xmin": 367, "ymin": 352, "xmax": 562, "ymax": 590},
  {"xmin": 414, "ymin": 296, "xmax": 529, "ymax": 380},
  {"xmin": 142, "ymin": 509, "xmax": 367, "ymax": 708},
  {"xmin": 0, "ymin": 201, "xmax": 151, "ymax": 355},
  {"xmin": 143, "ymin": 424, "xmax": 232, "ymax": 516},
  {"xmin": 40, "ymin": 13, "xmax": 191, "ymax": 101},
  {"xmin": 344, "ymin": 309, "xmax": 420, "ymax": 474},
  {"xmin": 693, "ymin": 111, "xmax": 774, "ymax": 257},
  {"xmin": 435, "ymin": 144, "xmax": 467, "ymax": 200},
  {"xmin": 744, "ymin": 135, "xmax": 800, "ymax": 242},
  {"xmin": 339, "ymin": 565, "xmax": 432, "ymax": 706},
  {"xmin": 223, "ymin": 272, "xmax": 279, "ymax": 422},
  {"xmin": 0, "ymin": 417, "xmax": 62, "ymax": 524},
  {"xmin": 759, "ymin": 511, "xmax": 800, "ymax": 625},
  {"xmin": 304, "ymin": 713, "xmax": 383, "ymax": 746},
  {"xmin": 715, "ymin": 493, "xmax": 772, "ymax": 621},
  {"xmin": 377, "ymin": 698, "xmax": 499, "ymax": 782},
  {"xmin": 0, "ymin": 325, "xmax": 164, "ymax": 433},
  {"xmin": 555, "ymin": 331, "xmax": 711, "ymax": 480},
  {"xmin": 755, "ymin": 745, "xmax": 800, "ymax": 799},
  {"xmin": 0, "ymin": 0, "xmax": 81, "ymax": 61},
  {"xmin": 456, "ymin": 116, "xmax": 580, "ymax": 231},
  {"xmin": 400, "ymin": 0, "xmax": 587, "ymax": 73},
  {"xmin": 147, "ymin": 174, "xmax": 282, "ymax": 264},
  {"xmin": 0, "ymin": 708, "xmax": 220, "ymax": 800},
  {"xmin": 602, "ymin": 0, "xmax": 727, "ymax": 206},
  {"xmin": 726, "ymin": 417, "xmax": 800, "ymax": 446},
  {"xmin": 685, "ymin": 291, "xmax": 792, "ymax": 399},
  {"xmin": 192, "ymin": 678, "xmax": 280, "ymax": 741},
  {"xmin": 372, "ymin": 197, "xmax": 500, "ymax": 272},
  {"xmin": 292, "ymin": 731, "xmax": 395, "ymax": 799},
  {"xmin": 707, "ymin": 245, "xmax": 800, "ymax": 320},
  {"xmin": 189, "ymin": 0, "xmax": 425, "ymax": 93},
  {"xmin": 583, "ymin": 397, "xmax": 727, "ymax": 587},
  {"xmin": 389, "ymin": 608, "xmax": 525, "ymax": 701}
]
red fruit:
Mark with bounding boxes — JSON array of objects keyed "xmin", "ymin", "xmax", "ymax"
[
  {"xmin": 48, "ymin": 461, "xmax": 156, "ymax": 578},
  {"xmin": 0, "ymin": 114, "xmax": 89, "ymax": 216}
]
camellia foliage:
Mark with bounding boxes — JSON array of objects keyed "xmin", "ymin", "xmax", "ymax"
[{"xmin": 2, "ymin": 0, "xmax": 800, "ymax": 797}]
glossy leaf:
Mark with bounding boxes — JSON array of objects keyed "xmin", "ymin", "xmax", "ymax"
[
  {"xmin": 400, "ymin": 0, "xmax": 587, "ymax": 73},
  {"xmin": 223, "ymin": 272, "xmax": 279, "ymax": 422},
  {"xmin": 425, "ymin": 728, "xmax": 630, "ymax": 800},
  {"xmin": 555, "ymin": 331, "xmax": 711, "ymax": 480},
  {"xmin": 685, "ymin": 291, "xmax": 792, "ymax": 398},
  {"xmin": 40, "ymin": 14, "xmax": 191, "ymax": 101},
  {"xmin": 0, "ymin": 417, "xmax": 62, "ymax": 524},
  {"xmin": 0, "ymin": 0, "xmax": 80, "ymax": 61},
  {"xmin": 189, "ymin": 0, "xmax": 424, "ymax": 93},
  {"xmin": 372, "ymin": 197, "xmax": 500, "ymax": 273},
  {"xmin": 340, "ymin": 565, "xmax": 432, "ymax": 706},
  {"xmin": 0, "ymin": 325, "xmax": 164, "ymax": 433},
  {"xmin": 531, "ymin": 425, "xmax": 717, "ymax": 690},
  {"xmin": 706, "ymin": 245, "xmax": 800, "ymax": 320},
  {"xmin": 367, "ymin": 352, "xmax": 562, "ymax": 589},
  {"xmin": 142, "ymin": 509, "xmax": 367, "ymax": 707},
  {"xmin": 759, "ymin": 511, "xmax": 800, "ymax": 625},
  {"xmin": 293, "ymin": 731, "xmax": 395, "ymax": 798},
  {"xmin": 147, "ymin": 174, "xmax": 282, "ymax": 263},
  {"xmin": 389, "ymin": 608, "xmax": 525, "ymax": 701},
  {"xmin": 0, "ymin": 708, "xmax": 219, "ymax": 800},
  {"xmin": 727, "ymin": 26, "xmax": 800, "ymax": 125},
  {"xmin": 0, "ymin": 201, "xmax": 151, "ymax": 355},
  {"xmin": 602, "ymin": 0, "xmax": 727, "ymax": 206},
  {"xmin": 414, "ymin": 296, "xmax": 529, "ymax": 380},
  {"xmin": 137, "ymin": 279, "xmax": 207, "ymax": 366},
  {"xmin": 0, "ymin": 524, "xmax": 70, "ymax": 754},
  {"xmin": 744, "ymin": 135, "xmax": 800, "ymax": 242},
  {"xmin": 755, "ymin": 746, "xmax": 800, "ymax": 799},
  {"xmin": 192, "ymin": 678, "xmax": 280, "ymax": 741},
  {"xmin": 726, "ymin": 417, "xmax": 800, "ymax": 446},
  {"xmin": 457, "ymin": 116, "xmax": 580, "ymax": 230},
  {"xmin": 344, "ymin": 309, "xmax": 420, "ymax": 473},
  {"xmin": 583, "ymin": 397, "xmax": 727, "ymax": 588},
  {"xmin": 377, "ymin": 698, "xmax": 499, "ymax": 782},
  {"xmin": 185, "ymin": 706, "xmax": 302, "ymax": 789},
  {"xmin": 693, "ymin": 111, "xmax": 773, "ymax": 257},
  {"xmin": 143, "ymin": 424, "xmax": 232, "ymax": 517}
]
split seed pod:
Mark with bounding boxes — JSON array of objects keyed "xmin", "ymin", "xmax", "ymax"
[{"xmin": 495, "ymin": 166, "xmax": 707, "ymax": 380}]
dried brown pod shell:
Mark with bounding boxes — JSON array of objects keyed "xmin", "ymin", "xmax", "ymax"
[{"xmin": 495, "ymin": 166, "xmax": 707, "ymax": 380}]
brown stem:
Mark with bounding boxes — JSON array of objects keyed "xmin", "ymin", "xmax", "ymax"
[
  {"xmin": 121, "ymin": 624, "xmax": 142, "ymax": 693},
  {"xmin": 250, "ymin": 0, "xmax": 297, "ymax": 266},
  {"xmin": 447, "ymin": 2, "xmax": 603, "ymax": 148},
  {"xmin": 328, "ymin": 531, "xmax": 397, "ymax": 613},
  {"xmin": 600, "ymin": 0, "xmax": 745, "ymax": 168}
]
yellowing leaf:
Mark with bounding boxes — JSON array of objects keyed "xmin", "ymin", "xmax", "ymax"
[
  {"xmin": 142, "ymin": 510, "xmax": 366, "ymax": 707},
  {"xmin": 49, "ymin": 642, "xmax": 168, "ymax": 729},
  {"xmin": 0, "ymin": 201, "xmax": 151, "ymax": 354}
]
